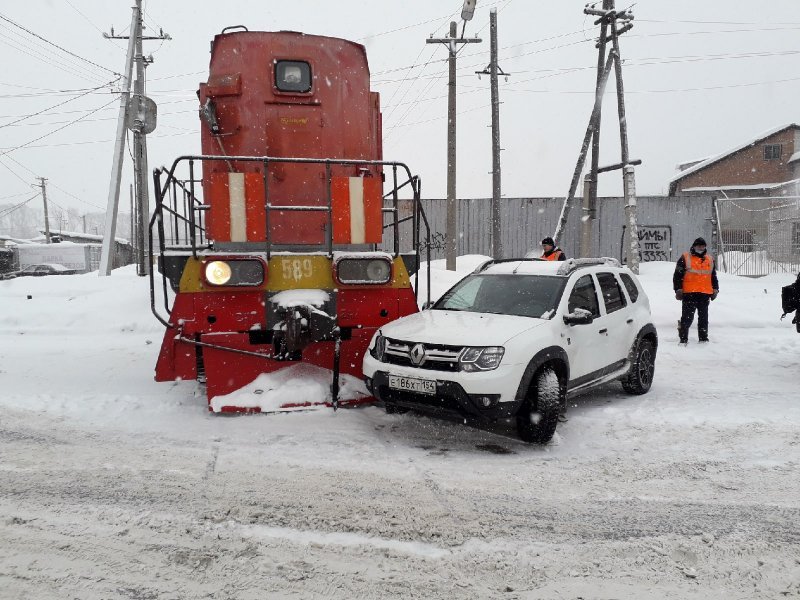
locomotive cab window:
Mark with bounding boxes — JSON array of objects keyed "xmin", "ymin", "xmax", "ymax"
[{"xmin": 275, "ymin": 60, "xmax": 311, "ymax": 93}]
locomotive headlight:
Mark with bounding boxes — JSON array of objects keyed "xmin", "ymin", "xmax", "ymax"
[
  {"xmin": 203, "ymin": 259, "xmax": 265, "ymax": 287},
  {"xmin": 366, "ymin": 260, "xmax": 391, "ymax": 282},
  {"xmin": 335, "ymin": 258, "xmax": 392, "ymax": 285},
  {"xmin": 205, "ymin": 261, "xmax": 232, "ymax": 285}
]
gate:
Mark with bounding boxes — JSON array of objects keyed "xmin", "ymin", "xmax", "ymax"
[{"xmin": 715, "ymin": 196, "xmax": 800, "ymax": 276}]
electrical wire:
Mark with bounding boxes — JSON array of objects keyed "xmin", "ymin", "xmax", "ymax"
[
  {"xmin": 0, "ymin": 193, "xmax": 39, "ymax": 219},
  {"xmin": 0, "ymin": 12, "xmax": 119, "ymax": 76},
  {"xmin": 0, "ymin": 81, "xmax": 119, "ymax": 130},
  {"xmin": 0, "ymin": 97, "xmax": 118, "ymax": 157},
  {"xmin": 0, "ymin": 156, "xmax": 34, "ymax": 186},
  {"xmin": 0, "ymin": 34, "xmax": 111, "ymax": 86}
]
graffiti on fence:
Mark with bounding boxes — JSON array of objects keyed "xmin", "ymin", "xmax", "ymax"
[{"xmin": 622, "ymin": 225, "xmax": 672, "ymax": 263}]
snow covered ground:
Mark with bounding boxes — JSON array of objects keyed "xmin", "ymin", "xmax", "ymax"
[{"xmin": 1, "ymin": 259, "xmax": 799, "ymax": 599}]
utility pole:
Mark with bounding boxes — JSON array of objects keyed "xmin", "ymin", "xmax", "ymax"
[
  {"xmin": 129, "ymin": 183, "xmax": 135, "ymax": 259},
  {"xmin": 133, "ymin": 19, "xmax": 149, "ymax": 277},
  {"xmin": 427, "ymin": 3, "xmax": 481, "ymax": 271},
  {"xmin": 554, "ymin": 1, "xmax": 640, "ymax": 272},
  {"xmin": 99, "ymin": 1, "xmax": 169, "ymax": 276},
  {"xmin": 36, "ymin": 177, "xmax": 51, "ymax": 243},
  {"xmin": 609, "ymin": 3, "xmax": 640, "ymax": 274},
  {"xmin": 477, "ymin": 8, "xmax": 507, "ymax": 259}
]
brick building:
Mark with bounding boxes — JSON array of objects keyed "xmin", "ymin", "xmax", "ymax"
[
  {"xmin": 669, "ymin": 124, "xmax": 800, "ymax": 197},
  {"xmin": 668, "ymin": 125, "xmax": 800, "ymax": 273}
]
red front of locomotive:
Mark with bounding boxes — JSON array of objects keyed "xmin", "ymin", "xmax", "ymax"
[
  {"xmin": 152, "ymin": 29, "xmax": 422, "ymax": 412},
  {"xmin": 198, "ymin": 30, "xmax": 383, "ymax": 245}
]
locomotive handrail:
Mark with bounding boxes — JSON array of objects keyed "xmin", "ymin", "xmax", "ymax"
[{"xmin": 149, "ymin": 154, "xmax": 429, "ymax": 327}]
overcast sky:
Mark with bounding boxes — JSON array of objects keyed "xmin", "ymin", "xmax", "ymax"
[{"xmin": 2, "ymin": 0, "xmax": 800, "ymax": 217}]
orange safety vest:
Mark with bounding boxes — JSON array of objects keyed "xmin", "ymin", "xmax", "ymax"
[
  {"xmin": 681, "ymin": 252, "xmax": 714, "ymax": 294},
  {"xmin": 542, "ymin": 249, "xmax": 563, "ymax": 261}
]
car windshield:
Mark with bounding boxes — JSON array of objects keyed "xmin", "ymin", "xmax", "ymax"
[{"xmin": 434, "ymin": 274, "xmax": 566, "ymax": 319}]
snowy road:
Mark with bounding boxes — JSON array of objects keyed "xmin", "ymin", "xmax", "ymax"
[{"xmin": 1, "ymin": 263, "xmax": 799, "ymax": 599}]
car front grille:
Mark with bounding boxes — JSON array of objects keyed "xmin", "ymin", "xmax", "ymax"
[{"xmin": 383, "ymin": 338, "xmax": 462, "ymax": 372}]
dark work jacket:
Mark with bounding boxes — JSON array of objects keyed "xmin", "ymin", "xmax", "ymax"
[
  {"xmin": 673, "ymin": 250, "xmax": 719, "ymax": 293},
  {"xmin": 782, "ymin": 273, "xmax": 800, "ymax": 331}
]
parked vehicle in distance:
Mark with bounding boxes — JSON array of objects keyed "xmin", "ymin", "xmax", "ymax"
[
  {"xmin": 14, "ymin": 263, "xmax": 78, "ymax": 277},
  {"xmin": 363, "ymin": 257, "xmax": 658, "ymax": 444}
]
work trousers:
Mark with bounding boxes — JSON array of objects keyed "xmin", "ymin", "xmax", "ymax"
[{"xmin": 679, "ymin": 292, "xmax": 711, "ymax": 342}]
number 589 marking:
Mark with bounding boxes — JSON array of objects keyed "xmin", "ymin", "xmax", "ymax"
[{"xmin": 280, "ymin": 258, "xmax": 313, "ymax": 282}]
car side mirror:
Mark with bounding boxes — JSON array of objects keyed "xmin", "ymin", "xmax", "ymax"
[
  {"xmin": 563, "ymin": 309, "xmax": 594, "ymax": 325},
  {"xmin": 421, "ymin": 300, "xmax": 434, "ymax": 310}
]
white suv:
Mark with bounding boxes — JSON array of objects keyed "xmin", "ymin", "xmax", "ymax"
[{"xmin": 362, "ymin": 258, "xmax": 657, "ymax": 444}]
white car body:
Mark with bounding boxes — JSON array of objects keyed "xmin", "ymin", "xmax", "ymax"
[{"xmin": 362, "ymin": 258, "xmax": 658, "ymax": 443}]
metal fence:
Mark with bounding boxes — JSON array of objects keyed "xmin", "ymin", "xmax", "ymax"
[
  {"xmin": 384, "ymin": 196, "xmax": 717, "ymax": 269},
  {"xmin": 715, "ymin": 196, "xmax": 800, "ymax": 276}
]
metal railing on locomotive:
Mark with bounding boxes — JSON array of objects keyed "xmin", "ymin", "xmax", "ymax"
[{"xmin": 148, "ymin": 155, "xmax": 432, "ymax": 404}]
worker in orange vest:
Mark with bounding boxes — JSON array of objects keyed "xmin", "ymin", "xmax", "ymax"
[
  {"xmin": 673, "ymin": 237, "xmax": 719, "ymax": 344},
  {"xmin": 540, "ymin": 237, "xmax": 566, "ymax": 261}
]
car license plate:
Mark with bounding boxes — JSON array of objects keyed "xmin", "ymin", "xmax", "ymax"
[{"xmin": 388, "ymin": 375, "xmax": 436, "ymax": 395}]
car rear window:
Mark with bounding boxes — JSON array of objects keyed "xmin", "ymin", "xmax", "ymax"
[
  {"xmin": 596, "ymin": 272, "xmax": 627, "ymax": 313},
  {"xmin": 619, "ymin": 272, "xmax": 639, "ymax": 303}
]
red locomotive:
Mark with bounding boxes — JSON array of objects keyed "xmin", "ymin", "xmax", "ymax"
[{"xmin": 149, "ymin": 27, "xmax": 430, "ymax": 412}]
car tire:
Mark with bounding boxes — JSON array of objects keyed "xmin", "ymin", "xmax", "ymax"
[
  {"xmin": 622, "ymin": 337, "xmax": 655, "ymax": 395},
  {"xmin": 517, "ymin": 367, "xmax": 562, "ymax": 444}
]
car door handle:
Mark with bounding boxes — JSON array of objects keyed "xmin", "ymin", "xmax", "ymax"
[
  {"xmin": 598, "ymin": 328, "xmax": 608, "ymax": 334},
  {"xmin": 626, "ymin": 318, "xmax": 633, "ymax": 324}
]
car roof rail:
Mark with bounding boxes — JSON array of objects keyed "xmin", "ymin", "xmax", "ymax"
[
  {"xmin": 474, "ymin": 257, "xmax": 545, "ymax": 272},
  {"xmin": 556, "ymin": 257, "xmax": 621, "ymax": 276}
]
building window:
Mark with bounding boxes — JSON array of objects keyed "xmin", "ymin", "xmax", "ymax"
[
  {"xmin": 764, "ymin": 144, "xmax": 782, "ymax": 160},
  {"xmin": 792, "ymin": 222, "xmax": 800, "ymax": 254}
]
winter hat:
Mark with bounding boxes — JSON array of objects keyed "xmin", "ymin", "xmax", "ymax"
[
  {"xmin": 541, "ymin": 236, "xmax": 555, "ymax": 246},
  {"xmin": 692, "ymin": 237, "xmax": 707, "ymax": 247}
]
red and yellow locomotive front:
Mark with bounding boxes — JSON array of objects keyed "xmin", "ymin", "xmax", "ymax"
[{"xmin": 152, "ymin": 29, "xmax": 422, "ymax": 411}]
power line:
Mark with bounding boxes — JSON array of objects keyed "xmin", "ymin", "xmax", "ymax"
[
  {"xmin": 493, "ymin": 73, "xmax": 800, "ymax": 95},
  {"xmin": 0, "ymin": 12, "xmax": 120, "ymax": 76},
  {"xmin": 1, "ymin": 107, "xmax": 196, "ymax": 129},
  {"xmin": 0, "ymin": 82, "xmax": 118, "ymax": 130},
  {"xmin": 0, "ymin": 98, "xmax": 195, "ymax": 120},
  {"xmin": 0, "ymin": 97, "xmax": 118, "ymax": 157},
  {"xmin": 0, "ymin": 191, "xmax": 33, "ymax": 201},
  {"xmin": 0, "ymin": 129, "xmax": 196, "ymax": 151},
  {"xmin": 0, "ymin": 193, "xmax": 39, "ymax": 219},
  {"xmin": 2, "ymin": 154, "xmax": 107, "ymax": 212},
  {"xmin": 0, "ymin": 33, "xmax": 111, "ymax": 86},
  {"xmin": 374, "ymin": 47, "xmax": 800, "ymax": 85},
  {"xmin": 0, "ymin": 156, "xmax": 34, "ymax": 186}
]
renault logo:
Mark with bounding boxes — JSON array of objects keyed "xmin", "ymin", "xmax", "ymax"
[{"xmin": 409, "ymin": 343, "xmax": 426, "ymax": 366}]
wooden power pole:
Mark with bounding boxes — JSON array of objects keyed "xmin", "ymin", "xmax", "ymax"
[
  {"xmin": 477, "ymin": 8, "xmax": 508, "ymax": 259},
  {"xmin": 553, "ymin": 1, "xmax": 641, "ymax": 272},
  {"xmin": 427, "ymin": 6, "xmax": 481, "ymax": 271}
]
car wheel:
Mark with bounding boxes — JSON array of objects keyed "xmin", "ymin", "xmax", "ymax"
[
  {"xmin": 622, "ymin": 337, "xmax": 655, "ymax": 395},
  {"xmin": 517, "ymin": 367, "xmax": 562, "ymax": 444}
]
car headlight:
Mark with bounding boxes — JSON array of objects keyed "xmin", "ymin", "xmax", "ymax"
[
  {"xmin": 336, "ymin": 258, "xmax": 392, "ymax": 285},
  {"xmin": 459, "ymin": 346, "xmax": 504, "ymax": 372},
  {"xmin": 370, "ymin": 334, "xmax": 387, "ymax": 362},
  {"xmin": 204, "ymin": 259, "xmax": 265, "ymax": 287}
]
